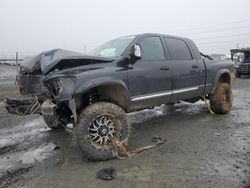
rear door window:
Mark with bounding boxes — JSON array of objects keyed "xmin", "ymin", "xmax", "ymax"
[
  {"xmin": 140, "ymin": 37, "xmax": 165, "ymax": 61},
  {"xmin": 164, "ymin": 38, "xmax": 192, "ymax": 60}
]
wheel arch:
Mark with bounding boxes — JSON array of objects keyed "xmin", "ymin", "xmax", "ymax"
[
  {"xmin": 74, "ymin": 78, "xmax": 130, "ymax": 112},
  {"xmin": 211, "ymin": 69, "xmax": 231, "ymax": 93}
]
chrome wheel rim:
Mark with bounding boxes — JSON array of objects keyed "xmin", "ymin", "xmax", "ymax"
[{"xmin": 88, "ymin": 115, "xmax": 116, "ymax": 145}]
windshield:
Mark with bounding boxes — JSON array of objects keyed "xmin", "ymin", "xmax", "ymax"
[{"xmin": 90, "ymin": 35, "xmax": 136, "ymax": 58}]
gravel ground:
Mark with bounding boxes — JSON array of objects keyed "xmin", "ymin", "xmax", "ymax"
[{"xmin": 0, "ymin": 64, "xmax": 249, "ymax": 188}]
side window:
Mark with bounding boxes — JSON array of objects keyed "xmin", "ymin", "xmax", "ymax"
[
  {"xmin": 164, "ymin": 38, "xmax": 192, "ymax": 60},
  {"xmin": 140, "ymin": 37, "xmax": 165, "ymax": 61}
]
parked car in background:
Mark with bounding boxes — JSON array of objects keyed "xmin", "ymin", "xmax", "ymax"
[
  {"xmin": 231, "ymin": 48, "xmax": 250, "ymax": 77},
  {"xmin": 210, "ymin": 54, "xmax": 227, "ymax": 61}
]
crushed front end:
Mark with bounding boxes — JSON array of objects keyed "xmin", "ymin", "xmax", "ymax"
[
  {"xmin": 5, "ymin": 65, "xmax": 50, "ymax": 115},
  {"xmin": 43, "ymin": 75, "xmax": 77, "ymax": 124},
  {"xmin": 4, "ymin": 49, "xmax": 82, "ymax": 119}
]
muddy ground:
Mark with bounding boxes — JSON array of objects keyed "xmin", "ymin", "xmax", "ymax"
[{"xmin": 0, "ymin": 64, "xmax": 249, "ymax": 188}]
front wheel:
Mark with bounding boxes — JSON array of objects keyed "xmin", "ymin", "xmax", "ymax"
[
  {"xmin": 76, "ymin": 102, "xmax": 130, "ymax": 161},
  {"xmin": 209, "ymin": 83, "xmax": 233, "ymax": 114}
]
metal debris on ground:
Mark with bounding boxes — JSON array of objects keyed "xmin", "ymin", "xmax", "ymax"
[
  {"xmin": 111, "ymin": 136, "xmax": 166, "ymax": 159},
  {"xmin": 61, "ymin": 157, "xmax": 70, "ymax": 168},
  {"xmin": 96, "ymin": 167, "xmax": 116, "ymax": 180},
  {"xmin": 52, "ymin": 146, "xmax": 60, "ymax": 150}
]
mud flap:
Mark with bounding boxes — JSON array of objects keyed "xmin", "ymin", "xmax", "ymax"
[{"xmin": 5, "ymin": 95, "xmax": 41, "ymax": 115}]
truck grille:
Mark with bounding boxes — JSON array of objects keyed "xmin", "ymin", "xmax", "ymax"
[
  {"xmin": 241, "ymin": 64, "xmax": 249, "ymax": 73},
  {"xmin": 17, "ymin": 73, "xmax": 49, "ymax": 95}
]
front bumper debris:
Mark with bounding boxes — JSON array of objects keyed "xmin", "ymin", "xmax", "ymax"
[
  {"xmin": 41, "ymin": 100, "xmax": 56, "ymax": 116},
  {"xmin": 5, "ymin": 95, "xmax": 41, "ymax": 115}
]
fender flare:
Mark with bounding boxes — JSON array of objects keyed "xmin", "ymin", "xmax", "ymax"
[
  {"xmin": 211, "ymin": 69, "xmax": 231, "ymax": 93},
  {"xmin": 74, "ymin": 77, "xmax": 130, "ymax": 108},
  {"xmin": 75, "ymin": 77, "xmax": 129, "ymax": 95},
  {"xmin": 66, "ymin": 78, "xmax": 130, "ymax": 122}
]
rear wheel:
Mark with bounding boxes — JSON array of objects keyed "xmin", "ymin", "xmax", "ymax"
[
  {"xmin": 76, "ymin": 102, "xmax": 130, "ymax": 161},
  {"xmin": 209, "ymin": 83, "xmax": 233, "ymax": 114}
]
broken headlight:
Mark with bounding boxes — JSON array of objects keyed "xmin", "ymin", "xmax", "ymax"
[{"xmin": 47, "ymin": 76, "xmax": 76, "ymax": 100}]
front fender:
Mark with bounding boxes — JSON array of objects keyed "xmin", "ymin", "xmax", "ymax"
[{"xmin": 74, "ymin": 77, "xmax": 129, "ymax": 96}]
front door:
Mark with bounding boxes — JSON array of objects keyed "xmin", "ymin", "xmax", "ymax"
[{"xmin": 128, "ymin": 36, "xmax": 172, "ymax": 106}]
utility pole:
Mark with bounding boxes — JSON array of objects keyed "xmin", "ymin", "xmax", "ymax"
[
  {"xmin": 84, "ymin": 45, "xmax": 87, "ymax": 55},
  {"xmin": 15, "ymin": 52, "xmax": 18, "ymax": 65},
  {"xmin": 237, "ymin": 43, "xmax": 239, "ymax": 49}
]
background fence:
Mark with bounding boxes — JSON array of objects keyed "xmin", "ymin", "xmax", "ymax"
[{"xmin": 0, "ymin": 51, "xmax": 37, "ymax": 65}]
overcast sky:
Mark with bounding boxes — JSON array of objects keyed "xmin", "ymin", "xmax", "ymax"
[{"xmin": 1, "ymin": 0, "xmax": 250, "ymax": 56}]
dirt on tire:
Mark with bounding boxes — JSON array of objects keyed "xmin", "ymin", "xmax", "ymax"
[{"xmin": 210, "ymin": 83, "xmax": 233, "ymax": 114}]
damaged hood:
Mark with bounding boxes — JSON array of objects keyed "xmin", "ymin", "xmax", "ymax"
[{"xmin": 20, "ymin": 49, "xmax": 114, "ymax": 74}]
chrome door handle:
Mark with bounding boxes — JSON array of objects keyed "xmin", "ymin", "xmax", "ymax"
[
  {"xmin": 192, "ymin": 65, "xmax": 199, "ymax": 69},
  {"xmin": 160, "ymin": 66, "xmax": 170, "ymax": 71}
]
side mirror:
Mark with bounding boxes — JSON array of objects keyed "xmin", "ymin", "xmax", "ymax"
[
  {"xmin": 130, "ymin": 44, "xmax": 142, "ymax": 59},
  {"xmin": 134, "ymin": 44, "xmax": 141, "ymax": 58}
]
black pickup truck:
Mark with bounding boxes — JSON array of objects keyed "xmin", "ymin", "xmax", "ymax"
[{"xmin": 5, "ymin": 33, "xmax": 235, "ymax": 161}]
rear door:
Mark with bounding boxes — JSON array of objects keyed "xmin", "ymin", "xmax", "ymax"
[{"xmin": 163, "ymin": 37, "xmax": 202, "ymax": 100}]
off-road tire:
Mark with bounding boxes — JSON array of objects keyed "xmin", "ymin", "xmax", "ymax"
[
  {"xmin": 42, "ymin": 115, "xmax": 65, "ymax": 129},
  {"xmin": 209, "ymin": 83, "xmax": 233, "ymax": 114},
  {"xmin": 76, "ymin": 102, "xmax": 130, "ymax": 161}
]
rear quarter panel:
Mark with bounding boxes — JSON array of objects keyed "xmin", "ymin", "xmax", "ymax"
[{"xmin": 204, "ymin": 59, "xmax": 235, "ymax": 94}]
